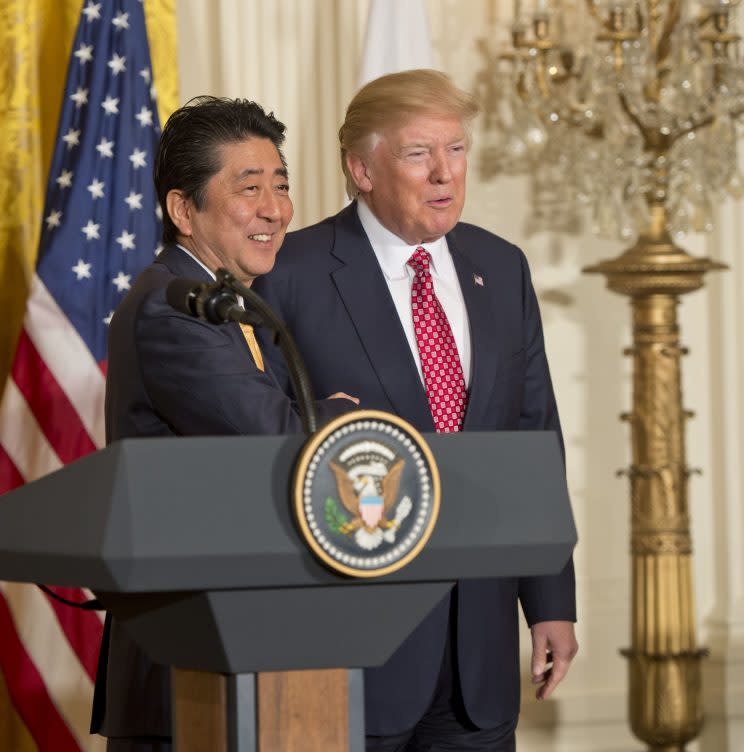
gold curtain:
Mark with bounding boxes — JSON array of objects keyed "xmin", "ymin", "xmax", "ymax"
[{"xmin": 0, "ymin": 1, "xmax": 178, "ymax": 748}]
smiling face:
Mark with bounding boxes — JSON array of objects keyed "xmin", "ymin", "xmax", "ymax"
[
  {"xmin": 347, "ymin": 113, "xmax": 468, "ymax": 245},
  {"xmin": 168, "ymin": 137, "xmax": 293, "ymax": 285}
]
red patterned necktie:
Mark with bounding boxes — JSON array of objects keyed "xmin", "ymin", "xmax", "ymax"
[{"xmin": 407, "ymin": 247, "xmax": 467, "ymax": 432}]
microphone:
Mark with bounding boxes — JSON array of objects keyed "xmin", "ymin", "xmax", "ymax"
[
  {"xmin": 166, "ymin": 269, "xmax": 319, "ymax": 434},
  {"xmin": 166, "ymin": 277, "xmax": 257, "ymax": 325}
]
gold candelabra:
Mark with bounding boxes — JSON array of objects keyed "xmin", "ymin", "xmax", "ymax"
[
  {"xmin": 476, "ymin": 1, "xmax": 743, "ymax": 749},
  {"xmin": 587, "ymin": 212, "xmax": 720, "ymax": 751}
]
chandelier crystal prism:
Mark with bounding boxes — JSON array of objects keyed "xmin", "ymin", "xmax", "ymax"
[{"xmin": 477, "ymin": 0, "xmax": 744, "ymax": 240}]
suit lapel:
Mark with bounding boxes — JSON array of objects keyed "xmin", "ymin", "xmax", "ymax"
[
  {"xmin": 447, "ymin": 228, "xmax": 503, "ymax": 431},
  {"xmin": 156, "ymin": 244, "xmax": 213, "ymax": 280},
  {"xmin": 156, "ymin": 245, "xmax": 274, "ymax": 380},
  {"xmin": 329, "ymin": 205, "xmax": 434, "ymax": 430}
]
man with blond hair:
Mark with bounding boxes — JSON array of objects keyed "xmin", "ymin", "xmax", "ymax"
[{"xmin": 255, "ymin": 69, "xmax": 577, "ymax": 751}]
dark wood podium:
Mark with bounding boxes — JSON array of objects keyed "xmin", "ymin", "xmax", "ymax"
[{"xmin": 0, "ymin": 431, "xmax": 576, "ymax": 751}]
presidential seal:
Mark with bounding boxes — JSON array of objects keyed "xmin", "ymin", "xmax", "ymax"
[{"xmin": 293, "ymin": 410, "xmax": 440, "ymax": 577}]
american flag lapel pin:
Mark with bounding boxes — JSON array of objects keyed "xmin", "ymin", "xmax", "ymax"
[{"xmin": 473, "ymin": 273, "xmax": 485, "ymax": 287}]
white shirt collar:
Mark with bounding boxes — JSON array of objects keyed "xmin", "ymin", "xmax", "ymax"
[{"xmin": 356, "ymin": 198, "xmax": 449, "ymax": 281}]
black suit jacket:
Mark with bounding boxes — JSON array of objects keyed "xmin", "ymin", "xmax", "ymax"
[
  {"xmin": 91, "ymin": 245, "xmax": 351, "ymax": 737},
  {"xmin": 253, "ymin": 202, "xmax": 576, "ymax": 735}
]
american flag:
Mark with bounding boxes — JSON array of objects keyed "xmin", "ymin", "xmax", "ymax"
[{"xmin": 0, "ymin": 1, "xmax": 162, "ymax": 749}]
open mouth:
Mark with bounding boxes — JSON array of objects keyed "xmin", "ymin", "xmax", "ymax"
[
  {"xmin": 248, "ymin": 234, "xmax": 273, "ymax": 243},
  {"xmin": 428, "ymin": 197, "xmax": 453, "ymax": 207}
]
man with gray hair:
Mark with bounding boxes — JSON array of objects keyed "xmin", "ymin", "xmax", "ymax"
[{"xmin": 255, "ymin": 69, "xmax": 577, "ymax": 751}]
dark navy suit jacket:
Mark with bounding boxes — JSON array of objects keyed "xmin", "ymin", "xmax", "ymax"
[
  {"xmin": 92, "ymin": 245, "xmax": 351, "ymax": 737},
  {"xmin": 253, "ymin": 202, "xmax": 576, "ymax": 736}
]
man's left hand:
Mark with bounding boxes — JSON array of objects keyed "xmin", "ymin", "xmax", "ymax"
[{"xmin": 530, "ymin": 620, "xmax": 578, "ymax": 700}]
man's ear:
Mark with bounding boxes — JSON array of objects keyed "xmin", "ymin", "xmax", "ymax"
[
  {"xmin": 346, "ymin": 152, "xmax": 373, "ymax": 194},
  {"xmin": 166, "ymin": 189, "xmax": 193, "ymax": 237}
]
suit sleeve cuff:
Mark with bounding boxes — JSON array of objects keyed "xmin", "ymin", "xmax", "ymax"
[{"xmin": 519, "ymin": 557, "xmax": 577, "ymax": 626}]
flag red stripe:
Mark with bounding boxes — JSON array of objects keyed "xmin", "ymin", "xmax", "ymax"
[
  {"xmin": 42, "ymin": 587, "xmax": 103, "ymax": 683},
  {"xmin": 4, "ymin": 332, "xmax": 103, "ymax": 682},
  {"xmin": 0, "ymin": 444, "xmax": 25, "ymax": 494},
  {"xmin": 0, "ymin": 593, "xmax": 83, "ymax": 752},
  {"xmin": 12, "ymin": 330, "xmax": 97, "ymax": 463}
]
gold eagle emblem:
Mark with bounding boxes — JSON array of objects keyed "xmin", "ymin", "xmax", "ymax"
[{"xmin": 329, "ymin": 458, "xmax": 405, "ymax": 534}]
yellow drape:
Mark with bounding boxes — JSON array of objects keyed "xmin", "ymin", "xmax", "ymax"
[{"xmin": 0, "ymin": 3, "xmax": 178, "ymax": 748}]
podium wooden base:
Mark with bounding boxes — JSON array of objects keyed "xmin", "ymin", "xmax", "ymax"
[
  {"xmin": 172, "ymin": 667, "xmax": 363, "ymax": 752},
  {"xmin": 173, "ymin": 668, "xmax": 229, "ymax": 751}
]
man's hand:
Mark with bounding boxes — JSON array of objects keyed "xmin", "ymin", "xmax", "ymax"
[
  {"xmin": 328, "ymin": 392, "xmax": 360, "ymax": 404},
  {"xmin": 530, "ymin": 620, "xmax": 578, "ymax": 700}
]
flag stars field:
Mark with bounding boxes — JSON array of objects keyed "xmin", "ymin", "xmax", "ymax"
[
  {"xmin": 45, "ymin": 210, "xmax": 62, "ymax": 230},
  {"xmin": 125, "ymin": 191, "xmax": 143, "ymax": 210},
  {"xmin": 70, "ymin": 87, "xmax": 88, "ymax": 108},
  {"xmin": 108, "ymin": 53, "xmax": 126, "ymax": 75},
  {"xmin": 135, "ymin": 106, "xmax": 153, "ymax": 127},
  {"xmin": 101, "ymin": 96, "xmax": 119, "ymax": 115},
  {"xmin": 87, "ymin": 179, "xmax": 105, "ymax": 200},
  {"xmin": 74, "ymin": 43, "xmax": 94, "ymax": 64},
  {"xmin": 62, "ymin": 128, "xmax": 80, "ymax": 149},
  {"xmin": 71, "ymin": 259, "xmax": 92, "ymax": 280},
  {"xmin": 112, "ymin": 271, "xmax": 131, "ymax": 292},
  {"xmin": 82, "ymin": 220, "xmax": 100, "ymax": 240},
  {"xmin": 129, "ymin": 148, "xmax": 147, "ymax": 168},
  {"xmin": 82, "ymin": 1, "xmax": 101, "ymax": 22},
  {"xmin": 112, "ymin": 11, "xmax": 129, "ymax": 30},
  {"xmin": 116, "ymin": 230, "xmax": 136, "ymax": 250},
  {"xmin": 56, "ymin": 169, "xmax": 73, "ymax": 188},
  {"xmin": 96, "ymin": 138, "xmax": 114, "ymax": 158}
]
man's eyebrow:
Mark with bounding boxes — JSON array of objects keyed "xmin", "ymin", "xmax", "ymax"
[
  {"xmin": 234, "ymin": 167, "xmax": 289, "ymax": 180},
  {"xmin": 399, "ymin": 136, "xmax": 465, "ymax": 150},
  {"xmin": 235, "ymin": 167, "xmax": 263, "ymax": 180}
]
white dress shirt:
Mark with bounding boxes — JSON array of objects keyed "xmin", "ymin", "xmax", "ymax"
[{"xmin": 356, "ymin": 199, "xmax": 472, "ymax": 387}]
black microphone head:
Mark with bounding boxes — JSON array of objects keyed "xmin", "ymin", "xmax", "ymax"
[
  {"xmin": 165, "ymin": 277, "xmax": 205, "ymax": 317},
  {"xmin": 199, "ymin": 288, "xmax": 239, "ymax": 324}
]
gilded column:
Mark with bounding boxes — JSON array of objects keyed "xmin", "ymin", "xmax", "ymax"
[
  {"xmin": 585, "ymin": 204, "xmax": 723, "ymax": 750},
  {"xmin": 624, "ymin": 293, "xmax": 705, "ymax": 750}
]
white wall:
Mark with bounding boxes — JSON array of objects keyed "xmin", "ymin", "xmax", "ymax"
[{"xmin": 175, "ymin": 2, "xmax": 744, "ymax": 748}]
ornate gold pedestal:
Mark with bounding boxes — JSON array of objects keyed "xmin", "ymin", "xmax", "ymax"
[{"xmin": 585, "ymin": 206, "xmax": 724, "ymax": 751}]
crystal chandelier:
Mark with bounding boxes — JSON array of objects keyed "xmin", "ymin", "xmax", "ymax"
[{"xmin": 476, "ymin": 0, "xmax": 744, "ymax": 240}]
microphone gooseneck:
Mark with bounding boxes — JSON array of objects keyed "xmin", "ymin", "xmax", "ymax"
[{"xmin": 165, "ymin": 272, "xmax": 318, "ymax": 434}]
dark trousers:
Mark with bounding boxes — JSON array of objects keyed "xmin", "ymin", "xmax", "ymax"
[
  {"xmin": 365, "ymin": 718, "xmax": 516, "ymax": 752},
  {"xmin": 366, "ymin": 609, "xmax": 517, "ymax": 752},
  {"xmin": 106, "ymin": 740, "xmax": 170, "ymax": 752}
]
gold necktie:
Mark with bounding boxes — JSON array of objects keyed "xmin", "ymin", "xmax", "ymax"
[{"xmin": 239, "ymin": 324, "xmax": 264, "ymax": 372}]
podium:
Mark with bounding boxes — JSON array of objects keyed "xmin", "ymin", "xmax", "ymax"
[{"xmin": 0, "ymin": 431, "xmax": 576, "ymax": 751}]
